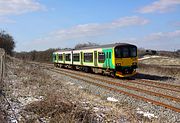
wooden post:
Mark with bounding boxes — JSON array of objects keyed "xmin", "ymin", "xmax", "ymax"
[
  {"xmin": 0, "ymin": 56, "xmax": 2, "ymax": 82},
  {"xmin": 0, "ymin": 49, "xmax": 5, "ymax": 86}
]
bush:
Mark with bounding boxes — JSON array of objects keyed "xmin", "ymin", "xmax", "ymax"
[
  {"xmin": 0, "ymin": 31, "xmax": 15, "ymax": 56},
  {"xmin": 14, "ymin": 48, "xmax": 58, "ymax": 63}
]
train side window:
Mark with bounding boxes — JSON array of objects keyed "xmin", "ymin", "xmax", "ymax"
[
  {"xmin": 106, "ymin": 52, "xmax": 108, "ymax": 59},
  {"xmin": 98, "ymin": 52, "xmax": 105, "ymax": 63},
  {"xmin": 73, "ymin": 53, "xmax": 80, "ymax": 62},
  {"xmin": 130, "ymin": 47, "xmax": 137, "ymax": 57},
  {"xmin": 59, "ymin": 54, "xmax": 63, "ymax": 61},
  {"xmin": 54, "ymin": 54, "xmax": 56, "ymax": 60},
  {"xmin": 65, "ymin": 54, "xmax": 71, "ymax": 61},
  {"xmin": 84, "ymin": 53, "xmax": 93, "ymax": 62},
  {"xmin": 109, "ymin": 52, "xmax": 111, "ymax": 59}
]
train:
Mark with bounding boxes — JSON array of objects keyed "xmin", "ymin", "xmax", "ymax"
[{"xmin": 53, "ymin": 43, "xmax": 138, "ymax": 77}]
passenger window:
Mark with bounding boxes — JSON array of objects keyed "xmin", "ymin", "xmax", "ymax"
[
  {"xmin": 73, "ymin": 53, "xmax": 80, "ymax": 62},
  {"xmin": 54, "ymin": 54, "xmax": 56, "ymax": 60},
  {"xmin": 65, "ymin": 54, "xmax": 71, "ymax": 61},
  {"xmin": 59, "ymin": 54, "xmax": 63, "ymax": 61},
  {"xmin": 84, "ymin": 53, "xmax": 93, "ymax": 62},
  {"xmin": 98, "ymin": 52, "xmax": 105, "ymax": 63}
]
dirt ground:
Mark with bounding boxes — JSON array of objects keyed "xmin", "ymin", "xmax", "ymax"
[
  {"xmin": 1, "ymin": 57, "xmax": 151, "ymax": 123},
  {"xmin": 1, "ymin": 55, "xmax": 179, "ymax": 123},
  {"xmin": 138, "ymin": 55, "xmax": 180, "ymax": 82}
]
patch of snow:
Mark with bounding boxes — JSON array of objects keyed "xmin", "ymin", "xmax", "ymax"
[
  {"xmin": 18, "ymin": 96, "xmax": 40, "ymax": 106},
  {"xmin": 79, "ymin": 86, "xmax": 83, "ymax": 89},
  {"xmin": 138, "ymin": 57, "xmax": 151, "ymax": 61},
  {"xmin": 93, "ymin": 107, "xmax": 99, "ymax": 112},
  {"xmin": 136, "ymin": 108, "xmax": 158, "ymax": 119},
  {"xmin": 138, "ymin": 55, "xmax": 163, "ymax": 61},
  {"xmin": 107, "ymin": 97, "xmax": 118, "ymax": 102},
  {"xmin": 11, "ymin": 119, "xmax": 18, "ymax": 123},
  {"xmin": 66, "ymin": 81, "xmax": 74, "ymax": 85},
  {"xmin": 39, "ymin": 96, "xmax": 44, "ymax": 99},
  {"xmin": 151, "ymin": 56, "xmax": 161, "ymax": 58}
]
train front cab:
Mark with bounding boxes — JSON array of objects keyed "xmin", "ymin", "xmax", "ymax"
[{"xmin": 114, "ymin": 45, "xmax": 138, "ymax": 77}]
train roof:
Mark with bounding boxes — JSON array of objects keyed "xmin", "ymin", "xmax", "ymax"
[
  {"xmin": 53, "ymin": 43, "xmax": 136, "ymax": 53},
  {"xmin": 77, "ymin": 43, "xmax": 135, "ymax": 50}
]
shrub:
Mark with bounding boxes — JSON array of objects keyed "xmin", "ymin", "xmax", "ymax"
[{"xmin": 0, "ymin": 30, "xmax": 15, "ymax": 56}]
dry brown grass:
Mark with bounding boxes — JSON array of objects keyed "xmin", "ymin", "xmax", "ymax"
[
  {"xmin": 2, "ymin": 56, "xmax": 162, "ymax": 123},
  {"xmin": 24, "ymin": 94, "xmax": 97, "ymax": 123},
  {"xmin": 138, "ymin": 63, "xmax": 180, "ymax": 78}
]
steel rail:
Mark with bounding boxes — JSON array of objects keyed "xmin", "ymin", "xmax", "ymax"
[
  {"xmin": 126, "ymin": 79, "xmax": 180, "ymax": 93},
  {"xmin": 32, "ymin": 62, "xmax": 180, "ymax": 92},
  {"xmin": 52, "ymin": 68, "xmax": 180, "ymax": 103},
  {"xmin": 49, "ymin": 69, "xmax": 180, "ymax": 113},
  {"xmin": 133, "ymin": 79, "xmax": 180, "ymax": 89}
]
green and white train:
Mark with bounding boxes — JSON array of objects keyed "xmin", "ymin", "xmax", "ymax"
[{"xmin": 53, "ymin": 43, "xmax": 138, "ymax": 77}]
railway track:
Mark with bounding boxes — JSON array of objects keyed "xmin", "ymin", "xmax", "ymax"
[
  {"xmin": 128, "ymin": 79, "xmax": 180, "ymax": 93},
  {"xmin": 132, "ymin": 78, "xmax": 180, "ymax": 90},
  {"xmin": 34, "ymin": 62, "xmax": 180, "ymax": 92},
  {"xmin": 52, "ymin": 68, "xmax": 180, "ymax": 102},
  {"xmin": 47, "ymin": 68, "xmax": 180, "ymax": 113},
  {"xmin": 50, "ymin": 66, "xmax": 180, "ymax": 93},
  {"xmin": 41, "ymin": 63, "xmax": 180, "ymax": 89},
  {"xmin": 35, "ymin": 62, "xmax": 180, "ymax": 92},
  {"xmin": 29, "ymin": 62, "xmax": 180, "ymax": 112}
]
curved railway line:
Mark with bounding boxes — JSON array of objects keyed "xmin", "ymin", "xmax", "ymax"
[
  {"xmin": 133, "ymin": 79, "xmax": 180, "ymax": 92},
  {"xmin": 48, "ymin": 68, "xmax": 180, "ymax": 113},
  {"xmin": 30, "ymin": 62, "xmax": 180, "ymax": 113},
  {"xmin": 36, "ymin": 62, "xmax": 180, "ymax": 92},
  {"xmin": 52, "ymin": 68, "xmax": 180, "ymax": 103},
  {"xmin": 36, "ymin": 62, "xmax": 180, "ymax": 93},
  {"xmin": 57, "ymin": 67, "xmax": 180, "ymax": 93},
  {"xmin": 127, "ymin": 79, "xmax": 180, "ymax": 93}
]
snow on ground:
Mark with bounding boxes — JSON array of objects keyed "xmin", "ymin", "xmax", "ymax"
[
  {"xmin": 66, "ymin": 81, "xmax": 74, "ymax": 85},
  {"xmin": 139, "ymin": 55, "xmax": 180, "ymax": 66},
  {"xmin": 136, "ymin": 108, "xmax": 158, "ymax": 119},
  {"xmin": 18, "ymin": 96, "xmax": 43, "ymax": 106},
  {"xmin": 138, "ymin": 55, "xmax": 164, "ymax": 61},
  {"xmin": 107, "ymin": 97, "xmax": 118, "ymax": 102}
]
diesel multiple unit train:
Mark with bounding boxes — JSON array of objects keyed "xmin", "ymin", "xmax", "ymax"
[{"xmin": 53, "ymin": 43, "xmax": 138, "ymax": 77}]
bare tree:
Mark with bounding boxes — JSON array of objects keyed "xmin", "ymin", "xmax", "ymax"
[
  {"xmin": 14, "ymin": 48, "xmax": 58, "ymax": 62},
  {"xmin": 0, "ymin": 30, "xmax": 15, "ymax": 56}
]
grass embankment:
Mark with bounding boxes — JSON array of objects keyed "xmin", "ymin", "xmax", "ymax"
[{"xmin": 4, "ymin": 57, "xmax": 149, "ymax": 123}]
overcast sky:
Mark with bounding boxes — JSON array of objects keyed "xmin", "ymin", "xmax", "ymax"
[{"xmin": 0, "ymin": 0, "xmax": 180, "ymax": 51}]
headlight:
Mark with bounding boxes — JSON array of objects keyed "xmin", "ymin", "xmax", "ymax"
[
  {"xmin": 132, "ymin": 62, "xmax": 137, "ymax": 65},
  {"xmin": 116, "ymin": 63, "xmax": 121, "ymax": 66}
]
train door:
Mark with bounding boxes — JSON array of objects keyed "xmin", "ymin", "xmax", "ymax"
[
  {"xmin": 80, "ymin": 52, "xmax": 83, "ymax": 65},
  {"xmin": 106, "ymin": 52, "xmax": 109, "ymax": 68},
  {"xmin": 56, "ymin": 53, "xmax": 58, "ymax": 62},
  {"xmin": 105, "ymin": 51, "xmax": 111, "ymax": 68},
  {"xmin": 108, "ymin": 52, "xmax": 111, "ymax": 68},
  {"xmin": 94, "ymin": 51, "xmax": 97, "ymax": 67},
  {"xmin": 63, "ymin": 53, "xmax": 65, "ymax": 64},
  {"xmin": 71, "ymin": 51, "xmax": 73, "ymax": 65},
  {"xmin": 53, "ymin": 53, "xmax": 56, "ymax": 62}
]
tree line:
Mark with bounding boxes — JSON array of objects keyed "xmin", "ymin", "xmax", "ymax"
[
  {"xmin": 14, "ymin": 49, "xmax": 58, "ymax": 63},
  {"xmin": 14, "ymin": 42, "xmax": 98, "ymax": 63},
  {"xmin": 1, "ymin": 30, "xmax": 179, "ymax": 62}
]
